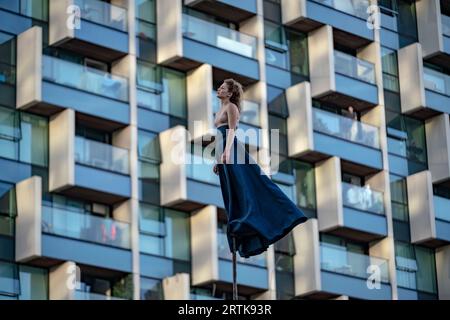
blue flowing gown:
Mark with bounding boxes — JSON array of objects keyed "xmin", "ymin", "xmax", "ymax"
[{"xmin": 216, "ymin": 124, "xmax": 308, "ymax": 258}]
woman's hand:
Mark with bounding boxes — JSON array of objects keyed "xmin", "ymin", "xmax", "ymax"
[
  {"xmin": 213, "ymin": 164, "xmax": 219, "ymax": 175},
  {"xmin": 221, "ymin": 149, "xmax": 231, "ymax": 164}
]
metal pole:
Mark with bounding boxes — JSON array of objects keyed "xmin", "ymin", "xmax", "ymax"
[{"xmin": 232, "ymin": 236, "xmax": 238, "ymax": 300}]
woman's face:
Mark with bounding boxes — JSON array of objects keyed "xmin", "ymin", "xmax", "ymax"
[{"xmin": 217, "ymin": 82, "xmax": 231, "ymax": 100}]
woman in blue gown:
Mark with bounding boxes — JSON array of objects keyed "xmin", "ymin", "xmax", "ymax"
[{"xmin": 213, "ymin": 79, "xmax": 308, "ymax": 259}]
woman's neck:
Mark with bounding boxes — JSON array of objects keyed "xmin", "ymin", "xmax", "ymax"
[{"xmin": 220, "ymin": 97, "xmax": 230, "ymax": 107}]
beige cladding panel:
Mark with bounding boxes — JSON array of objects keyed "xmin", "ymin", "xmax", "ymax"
[
  {"xmin": 425, "ymin": 114, "xmax": 450, "ymax": 184},
  {"xmin": 315, "ymin": 156, "xmax": 343, "ymax": 231},
  {"xmin": 280, "ymin": 0, "xmax": 307, "ymax": 26},
  {"xmin": 416, "ymin": 0, "xmax": 443, "ymax": 58},
  {"xmin": 190, "ymin": 205, "xmax": 219, "ymax": 286},
  {"xmin": 293, "ymin": 218, "xmax": 321, "ymax": 296},
  {"xmin": 163, "ymin": 273, "xmax": 190, "ymax": 300},
  {"xmin": 436, "ymin": 245, "xmax": 450, "ymax": 300},
  {"xmin": 159, "ymin": 125, "xmax": 188, "ymax": 206},
  {"xmin": 406, "ymin": 170, "xmax": 436, "ymax": 244},
  {"xmin": 48, "ymin": 0, "xmax": 75, "ymax": 46},
  {"xmin": 308, "ymin": 25, "xmax": 335, "ymax": 98},
  {"xmin": 49, "ymin": 261, "xmax": 77, "ymax": 300},
  {"xmin": 187, "ymin": 64, "xmax": 213, "ymax": 141},
  {"xmin": 16, "ymin": 26, "xmax": 42, "ymax": 109},
  {"xmin": 286, "ymin": 81, "xmax": 314, "ymax": 158},
  {"xmin": 49, "ymin": 109, "xmax": 75, "ymax": 192},
  {"xmin": 398, "ymin": 43, "xmax": 426, "ymax": 114},
  {"xmin": 15, "ymin": 176, "xmax": 42, "ymax": 262},
  {"xmin": 156, "ymin": 0, "xmax": 183, "ymax": 64}
]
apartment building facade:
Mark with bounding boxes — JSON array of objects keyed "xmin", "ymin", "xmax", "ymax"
[{"xmin": 0, "ymin": 0, "xmax": 449, "ymax": 300}]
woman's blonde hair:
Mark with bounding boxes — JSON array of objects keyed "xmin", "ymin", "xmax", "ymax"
[{"xmin": 224, "ymin": 78, "xmax": 244, "ymax": 112}]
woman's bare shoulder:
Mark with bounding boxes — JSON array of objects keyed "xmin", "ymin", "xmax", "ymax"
[{"xmin": 225, "ymin": 102, "xmax": 239, "ymax": 113}]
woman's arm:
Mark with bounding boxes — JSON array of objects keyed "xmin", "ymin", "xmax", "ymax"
[{"xmin": 222, "ymin": 103, "xmax": 239, "ymax": 163}]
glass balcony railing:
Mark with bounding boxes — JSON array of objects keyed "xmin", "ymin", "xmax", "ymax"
[
  {"xmin": 433, "ymin": 195, "xmax": 450, "ymax": 222},
  {"xmin": 0, "ymin": 260, "xmax": 20, "ymax": 297},
  {"xmin": 42, "ymin": 205, "xmax": 131, "ymax": 249},
  {"xmin": 217, "ymin": 229, "xmax": 267, "ymax": 267},
  {"xmin": 75, "ymin": 136, "xmax": 129, "ymax": 175},
  {"xmin": 313, "ymin": 108, "xmax": 380, "ymax": 148},
  {"xmin": 42, "ymin": 55, "xmax": 129, "ymax": 102},
  {"xmin": 186, "ymin": 153, "xmax": 220, "ymax": 185},
  {"xmin": 423, "ymin": 67, "xmax": 450, "ymax": 97},
  {"xmin": 74, "ymin": 290, "xmax": 125, "ymax": 300},
  {"xmin": 342, "ymin": 182, "xmax": 385, "ymax": 215},
  {"xmin": 212, "ymin": 91, "xmax": 261, "ymax": 128},
  {"xmin": 334, "ymin": 50, "xmax": 376, "ymax": 84},
  {"xmin": 312, "ymin": 0, "xmax": 370, "ymax": 19},
  {"xmin": 74, "ymin": 0, "xmax": 128, "ymax": 31},
  {"xmin": 190, "ymin": 293, "xmax": 221, "ymax": 300},
  {"xmin": 320, "ymin": 242, "xmax": 389, "ymax": 283},
  {"xmin": 442, "ymin": 14, "xmax": 450, "ymax": 37},
  {"xmin": 182, "ymin": 13, "xmax": 257, "ymax": 59}
]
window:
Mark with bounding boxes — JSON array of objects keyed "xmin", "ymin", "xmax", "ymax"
[
  {"xmin": 0, "ymin": 182, "xmax": 15, "ymax": 261},
  {"xmin": 138, "ymin": 130, "xmax": 160, "ymax": 181},
  {"xmin": 18, "ymin": 265, "xmax": 48, "ymax": 300},
  {"xmin": 20, "ymin": 113, "xmax": 49, "ymax": 167},
  {"xmin": 0, "ymin": 109, "xmax": 48, "ymax": 167},
  {"xmin": 140, "ymin": 277, "xmax": 163, "ymax": 300},
  {"xmin": 137, "ymin": 63, "xmax": 187, "ymax": 119},
  {"xmin": 20, "ymin": 0, "xmax": 48, "ymax": 21},
  {"xmin": 275, "ymin": 233, "xmax": 295, "ymax": 300},
  {"xmin": 390, "ymin": 175, "xmax": 409, "ymax": 222},
  {"xmin": 264, "ymin": 22, "xmax": 309, "ymax": 79},
  {"xmin": 395, "ymin": 241, "xmax": 437, "ymax": 294},
  {"xmin": 162, "ymin": 68, "xmax": 187, "ymax": 119},
  {"xmin": 0, "ymin": 181, "xmax": 16, "ymax": 218},
  {"xmin": 136, "ymin": 0, "xmax": 155, "ymax": 23},
  {"xmin": 0, "ymin": 0, "xmax": 48, "ymax": 21},
  {"xmin": 381, "ymin": 47, "xmax": 399, "ymax": 92},
  {"xmin": 385, "ymin": 111, "xmax": 427, "ymax": 174},
  {"xmin": 397, "ymin": 0, "xmax": 418, "ymax": 47},
  {"xmin": 0, "ymin": 35, "xmax": 16, "ymax": 86},
  {"xmin": 292, "ymin": 160, "xmax": 316, "ymax": 211},
  {"xmin": 135, "ymin": 0, "xmax": 157, "ymax": 62},
  {"xmin": 139, "ymin": 203, "xmax": 191, "ymax": 261}
]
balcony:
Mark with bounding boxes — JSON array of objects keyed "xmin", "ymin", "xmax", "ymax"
[
  {"xmin": 157, "ymin": 0, "xmax": 259, "ymax": 85},
  {"xmin": 398, "ymin": 43, "xmax": 450, "ymax": 119},
  {"xmin": 184, "ymin": 0, "xmax": 257, "ymax": 24},
  {"xmin": 311, "ymin": 156, "xmax": 388, "ymax": 242},
  {"xmin": 407, "ymin": 170, "xmax": 450, "ymax": 248},
  {"xmin": 49, "ymin": 0, "xmax": 128, "ymax": 62},
  {"xmin": 287, "ymin": 82, "xmax": 382, "ymax": 175},
  {"xmin": 318, "ymin": 242, "xmax": 391, "ymax": 298},
  {"xmin": 15, "ymin": 176, "xmax": 133, "ymax": 272},
  {"xmin": 159, "ymin": 126, "xmax": 223, "ymax": 211},
  {"xmin": 292, "ymin": 219, "xmax": 392, "ymax": 299},
  {"xmin": 281, "ymin": 0, "xmax": 374, "ymax": 49},
  {"xmin": 49, "ymin": 109, "xmax": 131, "ymax": 204},
  {"xmin": 416, "ymin": 0, "xmax": 450, "ymax": 68},
  {"xmin": 42, "ymin": 204, "xmax": 131, "ymax": 249},
  {"xmin": 16, "ymin": 27, "xmax": 129, "ymax": 128},
  {"xmin": 191, "ymin": 206, "xmax": 269, "ymax": 295},
  {"xmin": 74, "ymin": 291, "xmax": 126, "ymax": 300},
  {"xmin": 328, "ymin": 50, "xmax": 378, "ymax": 109},
  {"xmin": 423, "ymin": 67, "xmax": 450, "ymax": 113},
  {"xmin": 0, "ymin": 260, "xmax": 20, "ymax": 299},
  {"xmin": 308, "ymin": 26, "xmax": 379, "ymax": 111}
]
